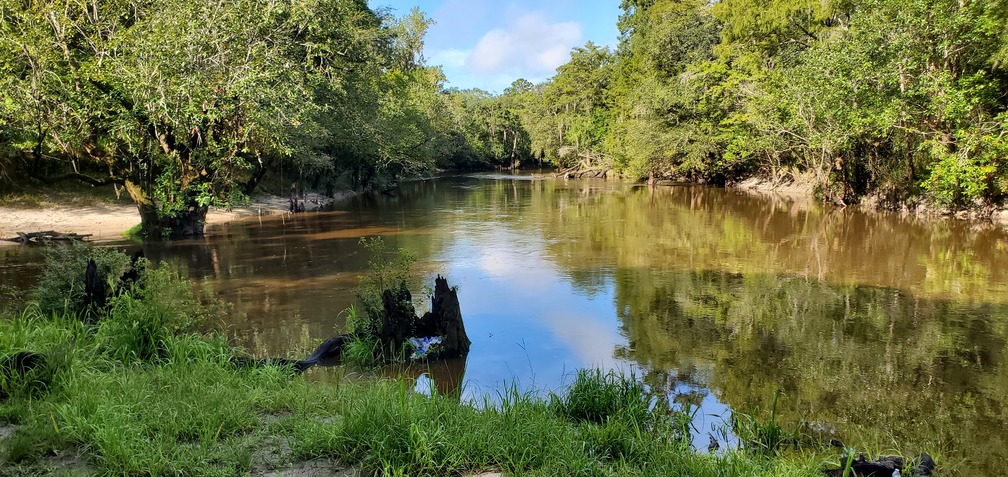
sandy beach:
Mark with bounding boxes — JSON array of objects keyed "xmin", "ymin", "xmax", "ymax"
[{"xmin": 0, "ymin": 194, "xmax": 344, "ymax": 245}]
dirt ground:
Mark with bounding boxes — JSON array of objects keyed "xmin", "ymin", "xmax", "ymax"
[{"xmin": 0, "ymin": 193, "xmax": 350, "ymax": 245}]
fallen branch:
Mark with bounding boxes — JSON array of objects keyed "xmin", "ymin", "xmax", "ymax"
[
  {"xmin": 3, "ymin": 230, "xmax": 93, "ymax": 244},
  {"xmin": 556, "ymin": 166, "xmax": 611, "ymax": 179}
]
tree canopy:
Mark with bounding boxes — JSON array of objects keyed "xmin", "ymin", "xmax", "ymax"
[{"xmin": 3, "ymin": 0, "xmax": 1008, "ymax": 236}]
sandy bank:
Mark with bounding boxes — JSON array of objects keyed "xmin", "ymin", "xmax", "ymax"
[
  {"xmin": 737, "ymin": 173, "xmax": 1008, "ymax": 230},
  {"xmin": 0, "ymin": 192, "xmax": 354, "ymax": 245}
]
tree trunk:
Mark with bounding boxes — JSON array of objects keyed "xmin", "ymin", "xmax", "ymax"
[{"xmin": 125, "ymin": 180, "xmax": 209, "ymax": 238}]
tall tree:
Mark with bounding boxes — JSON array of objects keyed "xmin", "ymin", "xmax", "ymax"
[{"xmin": 0, "ymin": 0, "xmax": 388, "ymax": 236}]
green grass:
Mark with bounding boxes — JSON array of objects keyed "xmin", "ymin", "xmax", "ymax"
[{"xmin": 0, "ymin": 303, "xmax": 836, "ymax": 476}]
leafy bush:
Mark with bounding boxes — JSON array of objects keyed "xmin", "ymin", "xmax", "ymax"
[
  {"xmin": 32, "ymin": 244, "xmax": 131, "ymax": 316},
  {"xmin": 354, "ymin": 237, "xmax": 418, "ymax": 336}
]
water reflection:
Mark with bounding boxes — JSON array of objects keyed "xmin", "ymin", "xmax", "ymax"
[{"xmin": 3, "ymin": 174, "xmax": 1008, "ymax": 473}]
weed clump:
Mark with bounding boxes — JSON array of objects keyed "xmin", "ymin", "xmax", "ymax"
[
  {"xmin": 549, "ymin": 369, "xmax": 652, "ymax": 427},
  {"xmin": 733, "ymin": 390, "xmax": 802, "ymax": 456}
]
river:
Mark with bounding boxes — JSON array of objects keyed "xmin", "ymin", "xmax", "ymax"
[{"xmin": 3, "ymin": 173, "xmax": 1007, "ymax": 473}]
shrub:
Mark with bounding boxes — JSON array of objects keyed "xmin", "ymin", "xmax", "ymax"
[{"xmin": 32, "ymin": 244, "xmax": 131, "ymax": 316}]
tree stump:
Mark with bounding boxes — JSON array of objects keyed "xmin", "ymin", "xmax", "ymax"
[
  {"xmin": 416, "ymin": 275, "xmax": 470, "ymax": 358},
  {"xmin": 379, "ymin": 282, "xmax": 417, "ymax": 354}
]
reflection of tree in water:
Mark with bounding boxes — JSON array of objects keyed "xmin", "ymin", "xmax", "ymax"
[
  {"xmin": 613, "ymin": 268, "xmax": 1008, "ymax": 473},
  {"xmin": 531, "ymin": 182, "xmax": 1008, "ymax": 302}
]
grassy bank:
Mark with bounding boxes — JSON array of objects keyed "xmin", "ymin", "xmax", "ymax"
[{"xmin": 0, "ymin": 248, "xmax": 844, "ymax": 476}]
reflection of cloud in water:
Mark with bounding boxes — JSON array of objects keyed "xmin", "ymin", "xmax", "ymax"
[
  {"xmin": 669, "ymin": 383, "xmax": 735, "ymax": 453},
  {"xmin": 539, "ymin": 311, "xmax": 624, "ymax": 371},
  {"xmin": 447, "ymin": 223, "xmax": 639, "ymax": 397}
]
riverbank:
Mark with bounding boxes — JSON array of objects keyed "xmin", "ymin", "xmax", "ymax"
[
  {"xmin": 0, "ymin": 191, "xmax": 356, "ymax": 245},
  {"xmin": 737, "ymin": 173, "xmax": 1008, "ymax": 230}
]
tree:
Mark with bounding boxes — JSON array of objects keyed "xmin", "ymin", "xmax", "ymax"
[{"xmin": 0, "ymin": 0, "xmax": 388, "ymax": 236}]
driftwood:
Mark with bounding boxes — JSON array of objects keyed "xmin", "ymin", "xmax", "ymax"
[
  {"xmin": 556, "ymin": 165, "xmax": 611, "ymax": 179},
  {"xmin": 231, "ymin": 333, "xmax": 350, "ymax": 374},
  {"xmin": 2, "ymin": 230, "xmax": 92, "ymax": 245}
]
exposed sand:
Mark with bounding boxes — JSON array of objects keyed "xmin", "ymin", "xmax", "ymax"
[{"xmin": 0, "ymin": 193, "xmax": 349, "ymax": 245}]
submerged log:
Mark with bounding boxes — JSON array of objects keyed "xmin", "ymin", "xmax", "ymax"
[
  {"xmin": 2, "ymin": 230, "xmax": 93, "ymax": 244},
  {"xmin": 230, "ymin": 334, "xmax": 351, "ymax": 374}
]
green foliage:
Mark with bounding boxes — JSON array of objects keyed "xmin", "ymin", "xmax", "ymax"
[
  {"xmin": 549, "ymin": 369, "xmax": 652, "ymax": 427},
  {"xmin": 341, "ymin": 335, "xmax": 380, "ymax": 368},
  {"xmin": 922, "ymin": 127, "xmax": 1006, "ymax": 209},
  {"xmin": 492, "ymin": 0, "xmax": 1008, "ymax": 209},
  {"xmin": 353, "ymin": 237, "xmax": 417, "ymax": 335},
  {"xmin": 32, "ymin": 245, "xmax": 131, "ymax": 316}
]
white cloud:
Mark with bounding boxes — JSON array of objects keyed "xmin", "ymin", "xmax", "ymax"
[
  {"xmin": 428, "ymin": 48, "xmax": 470, "ymax": 69},
  {"xmin": 466, "ymin": 13, "xmax": 581, "ymax": 81}
]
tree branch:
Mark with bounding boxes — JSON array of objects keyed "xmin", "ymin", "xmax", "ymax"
[{"xmin": 27, "ymin": 170, "xmax": 123, "ymax": 187}]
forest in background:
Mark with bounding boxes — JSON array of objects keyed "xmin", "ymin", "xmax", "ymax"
[
  {"xmin": 2, "ymin": 0, "xmax": 1008, "ymax": 236},
  {"xmin": 513, "ymin": 0, "xmax": 1008, "ymax": 210}
]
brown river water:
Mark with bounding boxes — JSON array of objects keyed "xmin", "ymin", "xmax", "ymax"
[{"xmin": 3, "ymin": 173, "xmax": 1008, "ymax": 473}]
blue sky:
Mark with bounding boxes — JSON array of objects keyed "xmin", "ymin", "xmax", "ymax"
[{"xmin": 367, "ymin": 0, "xmax": 622, "ymax": 93}]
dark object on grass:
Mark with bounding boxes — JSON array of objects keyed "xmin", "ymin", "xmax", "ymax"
[
  {"xmin": 0, "ymin": 351, "xmax": 47, "ymax": 399},
  {"xmin": 231, "ymin": 334, "xmax": 350, "ymax": 374},
  {"xmin": 707, "ymin": 434, "xmax": 719, "ymax": 452},
  {"xmin": 0, "ymin": 352, "xmax": 45, "ymax": 378},
  {"xmin": 915, "ymin": 453, "xmax": 935, "ymax": 477},
  {"xmin": 2, "ymin": 230, "xmax": 92, "ymax": 245},
  {"xmin": 825, "ymin": 452, "xmax": 938, "ymax": 477}
]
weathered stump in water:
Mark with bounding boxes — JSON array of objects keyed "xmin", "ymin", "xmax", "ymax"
[
  {"xmin": 232, "ymin": 275, "xmax": 470, "ymax": 373},
  {"xmin": 416, "ymin": 275, "xmax": 470, "ymax": 358},
  {"xmin": 380, "ymin": 282, "xmax": 418, "ymax": 354},
  {"xmin": 83, "ymin": 259, "xmax": 107, "ymax": 315}
]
